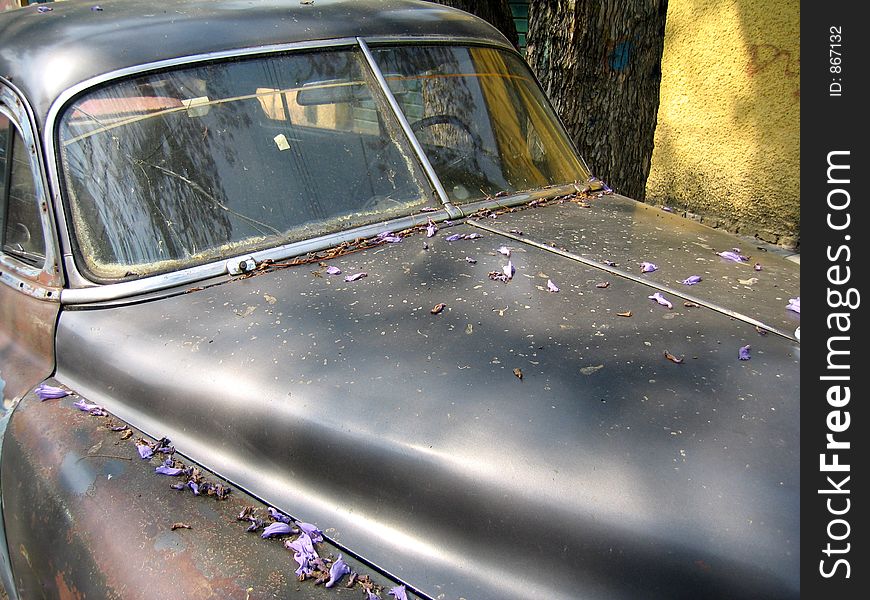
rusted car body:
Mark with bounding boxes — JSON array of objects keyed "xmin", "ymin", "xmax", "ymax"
[{"xmin": 0, "ymin": 1, "xmax": 799, "ymax": 599}]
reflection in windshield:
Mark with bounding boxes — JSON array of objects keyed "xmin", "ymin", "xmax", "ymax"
[
  {"xmin": 59, "ymin": 49, "xmax": 432, "ymax": 280},
  {"xmin": 373, "ymin": 46, "xmax": 588, "ymax": 204}
]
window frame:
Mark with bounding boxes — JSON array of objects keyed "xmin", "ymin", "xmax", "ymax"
[{"xmin": 0, "ymin": 84, "xmax": 63, "ymax": 295}]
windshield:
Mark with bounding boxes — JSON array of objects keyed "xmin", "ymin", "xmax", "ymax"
[
  {"xmin": 372, "ymin": 45, "xmax": 588, "ymax": 203},
  {"xmin": 58, "ymin": 44, "xmax": 587, "ymax": 281},
  {"xmin": 59, "ymin": 48, "xmax": 433, "ymax": 280}
]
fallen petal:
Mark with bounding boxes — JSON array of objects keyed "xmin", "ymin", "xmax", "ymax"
[
  {"xmin": 503, "ymin": 261, "xmax": 515, "ymax": 280},
  {"xmin": 717, "ymin": 250, "xmax": 749, "ymax": 262},
  {"xmin": 640, "ymin": 262, "xmax": 657, "ymax": 273},
  {"xmin": 155, "ymin": 464, "xmax": 184, "ymax": 476},
  {"xmin": 365, "ymin": 591, "xmax": 381, "ymax": 600},
  {"xmin": 464, "ymin": 232, "xmax": 481, "ymax": 240},
  {"xmin": 546, "ymin": 279, "xmax": 559, "ymax": 292},
  {"xmin": 680, "ymin": 275, "xmax": 702, "ymax": 285},
  {"xmin": 497, "ymin": 246, "xmax": 511, "ymax": 257},
  {"xmin": 603, "ymin": 260, "xmax": 617, "ymax": 267},
  {"xmin": 738, "ymin": 345, "xmax": 752, "ymax": 360},
  {"xmin": 261, "ymin": 522, "xmax": 296, "ymax": 538},
  {"xmin": 268, "ymin": 507, "xmax": 292, "ymax": 523},
  {"xmin": 388, "ymin": 585, "xmax": 409, "ymax": 600},
  {"xmin": 35, "ymin": 383, "xmax": 70, "ymax": 401},
  {"xmin": 786, "ymin": 297, "xmax": 800, "ymax": 314},
  {"xmin": 426, "ymin": 222, "xmax": 437, "ymax": 237},
  {"xmin": 171, "ymin": 522, "xmax": 191, "ymax": 530},
  {"xmin": 754, "ymin": 263, "xmax": 763, "ymax": 271},
  {"xmin": 135, "ymin": 441, "xmax": 154, "ymax": 459},
  {"xmin": 445, "ymin": 234, "xmax": 463, "ymax": 242},
  {"xmin": 595, "ymin": 281, "xmax": 610, "ymax": 288},
  {"xmin": 325, "ymin": 266, "xmax": 342, "ymax": 275},
  {"xmin": 430, "ymin": 303, "xmax": 446, "ymax": 315},
  {"xmin": 683, "ymin": 301, "xmax": 700, "ymax": 308},
  {"xmin": 325, "ymin": 555, "xmax": 351, "ymax": 588},
  {"xmin": 344, "ymin": 272, "xmax": 367, "ymax": 282},
  {"xmin": 188, "ymin": 481, "xmax": 200, "ymax": 495},
  {"xmin": 295, "ymin": 521, "xmax": 324, "ymax": 543},
  {"xmin": 648, "ymin": 292, "xmax": 673, "ymax": 309},
  {"xmin": 37, "ymin": 5, "xmax": 53, "ymax": 12},
  {"xmin": 465, "ymin": 257, "xmax": 477, "ymax": 264},
  {"xmin": 513, "ymin": 368, "xmax": 523, "ymax": 380}
]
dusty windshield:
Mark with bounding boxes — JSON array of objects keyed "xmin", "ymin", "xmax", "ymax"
[
  {"xmin": 372, "ymin": 45, "xmax": 588, "ymax": 203},
  {"xmin": 59, "ymin": 48, "xmax": 433, "ymax": 280}
]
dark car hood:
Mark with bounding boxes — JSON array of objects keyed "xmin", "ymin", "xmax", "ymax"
[{"xmin": 55, "ymin": 196, "xmax": 800, "ymax": 600}]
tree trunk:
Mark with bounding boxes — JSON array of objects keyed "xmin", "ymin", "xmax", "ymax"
[
  {"xmin": 429, "ymin": 0, "xmax": 519, "ymax": 49},
  {"xmin": 526, "ymin": 1, "xmax": 668, "ymax": 200}
]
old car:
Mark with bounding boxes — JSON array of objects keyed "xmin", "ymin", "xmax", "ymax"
[{"xmin": 0, "ymin": 1, "xmax": 800, "ymax": 598}]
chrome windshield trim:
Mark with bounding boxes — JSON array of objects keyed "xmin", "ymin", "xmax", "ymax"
[
  {"xmin": 360, "ymin": 35, "xmax": 516, "ymax": 53},
  {"xmin": 357, "ymin": 38, "xmax": 457, "ymax": 217},
  {"xmin": 59, "ymin": 210, "xmax": 443, "ymax": 305}
]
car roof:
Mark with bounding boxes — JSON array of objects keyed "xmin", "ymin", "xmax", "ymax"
[{"xmin": 0, "ymin": 0, "xmax": 511, "ymax": 127}]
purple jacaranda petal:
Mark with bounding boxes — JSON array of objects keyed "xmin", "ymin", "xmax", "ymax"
[
  {"xmin": 136, "ymin": 442, "xmax": 154, "ymax": 459},
  {"xmin": 648, "ymin": 292, "xmax": 673, "ymax": 309},
  {"xmin": 325, "ymin": 555, "xmax": 352, "ymax": 588},
  {"xmin": 155, "ymin": 464, "xmax": 184, "ymax": 476},
  {"xmin": 444, "ymin": 234, "xmax": 463, "ymax": 242},
  {"xmin": 717, "ymin": 250, "xmax": 749, "ymax": 262},
  {"xmin": 285, "ymin": 532, "xmax": 319, "ymax": 577},
  {"xmin": 754, "ymin": 263, "xmax": 763, "ymax": 271},
  {"xmin": 547, "ymin": 279, "xmax": 559, "ymax": 293},
  {"xmin": 426, "ymin": 222, "xmax": 437, "ymax": 237},
  {"xmin": 91, "ymin": 5, "xmax": 104, "ymax": 11},
  {"xmin": 72, "ymin": 399, "xmax": 107, "ymax": 416},
  {"xmin": 738, "ymin": 345, "xmax": 751, "ymax": 360},
  {"xmin": 169, "ymin": 482, "xmax": 187, "ymax": 490},
  {"xmin": 35, "ymin": 383, "xmax": 69, "ymax": 401},
  {"xmin": 640, "ymin": 262, "xmax": 657, "ymax": 273},
  {"xmin": 245, "ymin": 518, "xmax": 265, "ymax": 532},
  {"xmin": 325, "ymin": 265, "xmax": 342, "ymax": 275},
  {"xmin": 680, "ymin": 275, "xmax": 702, "ymax": 285},
  {"xmin": 388, "ymin": 586, "xmax": 409, "ymax": 600},
  {"xmin": 603, "ymin": 260, "xmax": 617, "ymax": 266},
  {"xmin": 498, "ymin": 246, "xmax": 511, "ymax": 257},
  {"xmin": 261, "ymin": 522, "xmax": 296, "ymax": 538},
  {"xmin": 464, "ymin": 232, "xmax": 481, "ymax": 240},
  {"xmin": 503, "ymin": 261, "xmax": 515, "ymax": 280},
  {"xmin": 37, "ymin": 5, "xmax": 53, "ymax": 12},
  {"xmin": 188, "ymin": 480, "xmax": 201, "ymax": 495},
  {"xmin": 377, "ymin": 232, "xmax": 402, "ymax": 243},
  {"xmin": 365, "ymin": 591, "xmax": 381, "ymax": 600},
  {"xmin": 661, "ymin": 206, "xmax": 674, "ymax": 213},
  {"xmin": 295, "ymin": 521, "xmax": 324, "ymax": 543},
  {"xmin": 110, "ymin": 425, "xmax": 128, "ymax": 432},
  {"xmin": 344, "ymin": 272, "xmax": 367, "ymax": 282},
  {"xmin": 786, "ymin": 297, "xmax": 800, "ymax": 314},
  {"xmin": 268, "ymin": 507, "xmax": 292, "ymax": 523},
  {"xmin": 465, "ymin": 257, "xmax": 477, "ymax": 264}
]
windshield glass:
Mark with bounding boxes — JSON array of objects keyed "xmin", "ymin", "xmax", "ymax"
[
  {"xmin": 59, "ymin": 48, "xmax": 433, "ymax": 280},
  {"xmin": 372, "ymin": 45, "xmax": 588, "ymax": 204}
]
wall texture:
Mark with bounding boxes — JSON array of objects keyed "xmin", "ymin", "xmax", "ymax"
[{"xmin": 646, "ymin": 0, "xmax": 799, "ymax": 248}]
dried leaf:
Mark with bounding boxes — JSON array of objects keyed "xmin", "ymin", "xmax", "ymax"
[
  {"xmin": 683, "ymin": 301, "xmax": 700, "ymax": 308},
  {"xmin": 738, "ymin": 345, "xmax": 752, "ymax": 361},
  {"xmin": 431, "ymin": 303, "xmax": 446, "ymax": 314},
  {"xmin": 120, "ymin": 429, "xmax": 133, "ymax": 440},
  {"xmin": 171, "ymin": 522, "xmax": 192, "ymax": 531},
  {"xmin": 664, "ymin": 351, "xmax": 684, "ymax": 364},
  {"xmin": 755, "ymin": 326, "xmax": 768, "ymax": 336},
  {"xmin": 513, "ymin": 368, "xmax": 523, "ymax": 380},
  {"xmin": 580, "ymin": 364, "xmax": 605, "ymax": 375},
  {"xmin": 595, "ymin": 281, "xmax": 610, "ymax": 289},
  {"xmin": 617, "ymin": 311, "xmax": 632, "ymax": 317}
]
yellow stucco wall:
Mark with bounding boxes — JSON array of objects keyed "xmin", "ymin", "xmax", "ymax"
[{"xmin": 646, "ymin": 0, "xmax": 799, "ymax": 248}]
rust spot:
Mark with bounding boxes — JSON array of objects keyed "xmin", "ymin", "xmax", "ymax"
[{"xmin": 55, "ymin": 571, "xmax": 84, "ymax": 600}]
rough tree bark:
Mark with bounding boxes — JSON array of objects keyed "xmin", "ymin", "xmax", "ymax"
[
  {"xmin": 526, "ymin": 1, "xmax": 668, "ymax": 200},
  {"xmin": 429, "ymin": 0, "xmax": 519, "ymax": 49}
]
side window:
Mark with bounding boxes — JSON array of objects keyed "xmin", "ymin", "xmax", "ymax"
[{"xmin": 0, "ymin": 111, "xmax": 45, "ymax": 267}]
